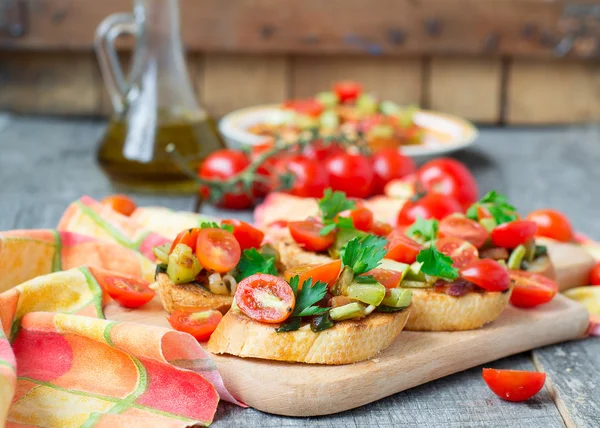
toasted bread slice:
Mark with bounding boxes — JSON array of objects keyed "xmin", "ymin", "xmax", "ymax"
[
  {"xmin": 404, "ymin": 286, "xmax": 513, "ymax": 331},
  {"xmin": 155, "ymin": 272, "xmax": 233, "ymax": 314},
  {"xmin": 207, "ymin": 308, "xmax": 411, "ymax": 364}
]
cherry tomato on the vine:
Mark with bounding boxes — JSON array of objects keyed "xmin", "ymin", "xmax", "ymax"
[
  {"xmin": 303, "ymin": 140, "xmax": 344, "ymax": 161},
  {"xmin": 417, "ymin": 158, "xmax": 478, "ymax": 210},
  {"xmin": 482, "ymin": 368, "xmax": 546, "ymax": 402},
  {"xmin": 274, "ymin": 155, "xmax": 328, "ymax": 198},
  {"xmin": 525, "ymin": 209, "xmax": 573, "ymax": 243},
  {"xmin": 397, "ymin": 193, "xmax": 462, "ymax": 226},
  {"xmin": 325, "ymin": 152, "xmax": 374, "ymax": 198},
  {"xmin": 371, "ymin": 148, "xmax": 416, "ymax": 195}
]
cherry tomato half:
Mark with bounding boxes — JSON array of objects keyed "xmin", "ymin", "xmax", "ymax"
[
  {"xmin": 590, "ymin": 262, "xmax": 600, "ymax": 286},
  {"xmin": 336, "ymin": 207, "xmax": 374, "ymax": 232},
  {"xmin": 104, "ymin": 275, "xmax": 155, "ymax": 308},
  {"xmin": 333, "ymin": 80, "xmax": 362, "ymax": 103},
  {"xmin": 288, "ymin": 220, "xmax": 335, "ymax": 252},
  {"xmin": 168, "ymin": 309, "xmax": 223, "ymax": 342},
  {"xmin": 385, "ymin": 230, "xmax": 423, "ymax": 264},
  {"xmin": 235, "ymin": 274, "xmax": 296, "ymax": 323},
  {"xmin": 491, "ymin": 221, "xmax": 538, "ymax": 249},
  {"xmin": 439, "ymin": 214, "xmax": 489, "ymax": 248},
  {"xmin": 365, "ymin": 268, "xmax": 403, "ymax": 289},
  {"xmin": 221, "ymin": 219, "xmax": 265, "ymax": 251},
  {"xmin": 525, "ymin": 209, "xmax": 573, "ymax": 243},
  {"xmin": 371, "ymin": 148, "xmax": 417, "ymax": 195},
  {"xmin": 417, "ymin": 158, "xmax": 478, "ymax": 211},
  {"xmin": 436, "ymin": 237, "xmax": 479, "ymax": 269},
  {"xmin": 102, "ymin": 194, "xmax": 137, "ymax": 217},
  {"xmin": 284, "ymin": 259, "xmax": 342, "ymax": 289},
  {"xmin": 372, "ymin": 221, "xmax": 393, "ymax": 237},
  {"xmin": 198, "ymin": 149, "xmax": 253, "ymax": 210},
  {"xmin": 460, "ymin": 259, "xmax": 510, "ymax": 292},
  {"xmin": 509, "ymin": 270, "xmax": 558, "ymax": 308},
  {"xmin": 397, "ymin": 193, "xmax": 462, "ymax": 226},
  {"xmin": 482, "ymin": 368, "xmax": 546, "ymax": 402},
  {"xmin": 195, "ymin": 228, "xmax": 241, "ymax": 273},
  {"xmin": 275, "ymin": 155, "xmax": 328, "ymax": 198},
  {"xmin": 170, "ymin": 228, "xmax": 201, "ymax": 253},
  {"xmin": 325, "ymin": 152, "xmax": 374, "ymax": 199}
]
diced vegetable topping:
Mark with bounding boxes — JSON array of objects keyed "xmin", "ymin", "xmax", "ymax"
[{"xmin": 235, "ymin": 248, "xmax": 278, "ymax": 281}]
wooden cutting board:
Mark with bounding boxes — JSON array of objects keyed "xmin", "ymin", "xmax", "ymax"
[{"xmin": 106, "ymin": 240, "xmax": 592, "ymax": 417}]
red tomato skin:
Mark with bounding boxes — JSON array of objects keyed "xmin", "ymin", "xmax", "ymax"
[
  {"xmin": 460, "ymin": 259, "xmax": 510, "ymax": 292},
  {"xmin": 170, "ymin": 228, "xmax": 201, "ymax": 254},
  {"xmin": 275, "ymin": 155, "xmax": 328, "ymax": 198},
  {"xmin": 284, "ymin": 259, "xmax": 342, "ymax": 288},
  {"xmin": 417, "ymin": 158, "xmax": 478, "ymax": 210},
  {"xmin": 303, "ymin": 140, "xmax": 344, "ymax": 161},
  {"xmin": 438, "ymin": 215, "xmax": 489, "ymax": 248},
  {"xmin": 288, "ymin": 221, "xmax": 335, "ymax": 252},
  {"xmin": 250, "ymin": 141, "xmax": 279, "ymax": 197},
  {"xmin": 325, "ymin": 153, "xmax": 375, "ymax": 198},
  {"xmin": 235, "ymin": 274, "xmax": 296, "ymax": 323},
  {"xmin": 168, "ymin": 309, "xmax": 223, "ymax": 342},
  {"xmin": 336, "ymin": 207, "xmax": 374, "ymax": 232},
  {"xmin": 385, "ymin": 230, "xmax": 423, "ymax": 264},
  {"xmin": 333, "ymin": 80, "xmax": 362, "ymax": 103},
  {"xmin": 525, "ymin": 209, "xmax": 573, "ymax": 243},
  {"xmin": 104, "ymin": 276, "xmax": 155, "ymax": 309},
  {"xmin": 396, "ymin": 193, "xmax": 462, "ymax": 226},
  {"xmin": 371, "ymin": 149, "xmax": 417, "ymax": 195},
  {"xmin": 436, "ymin": 237, "xmax": 479, "ymax": 269},
  {"xmin": 195, "ymin": 228, "xmax": 242, "ymax": 273},
  {"xmin": 198, "ymin": 149, "xmax": 253, "ymax": 210},
  {"xmin": 221, "ymin": 219, "xmax": 264, "ymax": 251},
  {"xmin": 509, "ymin": 270, "xmax": 558, "ymax": 308},
  {"xmin": 491, "ymin": 221, "xmax": 538, "ymax": 249},
  {"xmin": 372, "ymin": 221, "xmax": 393, "ymax": 237},
  {"xmin": 482, "ymin": 369, "xmax": 546, "ymax": 402},
  {"xmin": 366, "ymin": 268, "xmax": 403, "ymax": 289},
  {"xmin": 590, "ymin": 262, "xmax": 600, "ymax": 286}
]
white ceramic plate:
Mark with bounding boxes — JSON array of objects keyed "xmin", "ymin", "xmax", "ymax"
[{"xmin": 219, "ymin": 104, "xmax": 478, "ymax": 158}]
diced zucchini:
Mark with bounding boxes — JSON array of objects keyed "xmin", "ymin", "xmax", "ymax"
[
  {"xmin": 379, "ymin": 258, "xmax": 410, "ymax": 272},
  {"xmin": 153, "ymin": 243, "xmax": 171, "ymax": 264},
  {"xmin": 381, "ymin": 288, "xmax": 412, "ymax": 308},
  {"xmin": 356, "ymin": 93, "xmax": 378, "ymax": 115},
  {"xmin": 167, "ymin": 244, "xmax": 202, "ymax": 284},
  {"xmin": 330, "ymin": 266, "xmax": 355, "ymax": 296},
  {"xmin": 405, "ymin": 261, "xmax": 426, "ymax": 281},
  {"xmin": 507, "ymin": 245, "xmax": 527, "ymax": 270},
  {"xmin": 329, "ymin": 302, "xmax": 365, "ymax": 321},
  {"xmin": 480, "ymin": 217, "xmax": 497, "ymax": 233},
  {"xmin": 319, "ymin": 110, "xmax": 340, "ymax": 129},
  {"xmin": 347, "ymin": 282, "xmax": 386, "ymax": 306},
  {"xmin": 400, "ymin": 280, "xmax": 432, "ymax": 288},
  {"xmin": 380, "ymin": 100, "xmax": 400, "ymax": 115},
  {"xmin": 316, "ymin": 91, "xmax": 339, "ymax": 109}
]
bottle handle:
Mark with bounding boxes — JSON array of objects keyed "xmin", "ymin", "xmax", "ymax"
[{"xmin": 94, "ymin": 13, "xmax": 138, "ymax": 114}]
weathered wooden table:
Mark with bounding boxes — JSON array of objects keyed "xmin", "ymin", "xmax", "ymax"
[{"xmin": 1, "ymin": 115, "xmax": 599, "ymax": 427}]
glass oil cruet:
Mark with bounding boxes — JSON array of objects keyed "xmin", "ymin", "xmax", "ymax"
[{"xmin": 95, "ymin": 0, "xmax": 224, "ymax": 193}]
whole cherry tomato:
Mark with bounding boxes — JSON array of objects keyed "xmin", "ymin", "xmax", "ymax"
[
  {"xmin": 336, "ymin": 207, "xmax": 374, "ymax": 232},
  {"xmin": 491, "ymin": 220, "xmax": 538, "ymax": 249},
  {"xmin": 102, "ymin": 195, "xmax": 137, "ymax": 216},
  {"xmin": 417, "ymin": 158, "xmax": 478, "ymax": 210},
  {"xmin": 385, "ymin": 230, "xmax": 423, "ymax": 264},
  {"xmin": 438, "ymin": 214, "xmax": 489, "ymax": 248},
  {"xmin": 589, "ymin": 262, "xmax": 600, "ymax": 286},
  {"xmin": 436, "ymin": 237, "xmax": 479, "ymax": 269},
  {"xmin": 168, "ymin": 309, "xmax": 222, "ymax": 342},
  {"xmin": 397, "ymin": 193, "xmax": 462, "ymax": 226},
  {"xmin": 275, "ymin": 155, "xmax": 328, "ymax": 198},
  {"xmin": 282, "ymin": 98, "xmax": 325, "ymax": 117},
  {"xmin": 371, "ymin": 148, "xmax": 416, "ymax": 195},
  {"xmin": 198, "ymin": 149, "xmax": 253, "ymax": 210},
  {"xmin": 104, "ymin": 275, "xmax": 155, "ymax": 308},
  {"xmin": 284, "ymin": 259, "xmax": 342, "ymax": 289},
  {"xmin": 221, "ymin": 219, "xmax": 265, "ymax": 251},
  {"xmin": 195, "ymin": 228, "xmax": 241, "ymax": 273},
  {"xmin": 303, "ymin": 140, "xmax": 344, "ymax": 161},
  {"xmin": 482, "ymin": 368, "xmax": 546, "ymax": 402},
  {"xmin": 509, "ymin": 270, "xmax": 558, "ymax": 308},
  {"xmin": 525, "ymin": 209, "xmax": 573, "ymax": 243},
  {"xmin": 325, "ymin": 153, "xmax": 375, "ymax": 198},
  {"xmin": 288, "ymin": 220, "xmax": 335, "ymax": 252},
  {"xmin": 333, "ymin": 80, "xmax": 362, "ymax": 103},
  {"xmin": 460, "ymin": 259, "xmax": 510, "ymax": 292},
  {"xmin": 235, "ymin": 274, "xmax": 296, "ymax": 323}
]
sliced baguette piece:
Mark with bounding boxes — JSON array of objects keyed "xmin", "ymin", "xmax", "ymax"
[
  {"xmin": 156, "ymin": 272, "xmax": 233, "ymax": 314},
  {"xmin": 404, "ymin": 286, "xmax": 513, "ymax": 331},
  {"xmin": 207, "ymin": 308, "xmax": 411, "ymax": 364}
]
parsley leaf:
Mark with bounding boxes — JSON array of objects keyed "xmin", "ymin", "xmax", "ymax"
[
  {"xmin": 291, "ymin": 277, "xmax": 329, "ymax": 317},
  {"xmin": 275, "ymin": 317, "xmax": 301, "ymax": 333},
  {"xmin": 466, "ymin": 190, "xmax": 518, "ymax": 225},
  {"xmin": 318, "ymin": 189, "xmax": 356, "ymax": 221},
  {"xmin": 416, "ymin": 246, "xmax": 458, "ymax": 280},
  {"xmin": 235, "ymin": 248, "xmax": 277, "ymax": 281},
  {"xmin": 341, "ymin": 234, "xmax": 388, "ymax": 275},
  {"xmin": 406, "ymin": 217, "xmax": 439, "ymax": 242},
  {"xmin": 200, "ymin": 221, "xmax": 234, "ymax": 233}
]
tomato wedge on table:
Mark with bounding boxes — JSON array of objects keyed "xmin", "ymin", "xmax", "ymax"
[
  {"xmin": 221, "ymin": 219, "xmax": 265, "ymax": 251},
  {"xmin": 438, "ymin": 214, "xmax": 489, "ymax": 248},
  {"xmin": 195, "ymin": 228, "xmax": 241, "ymax": 273},
  {"xmin": 365, "ymin": 268, "xmax": 403, "ymax": 289},
  {"xmin": 482, "ymin": 368, "xmax": 546, "ymax": 402},
  {"xmin": 288, "ymin": 220, "xmax": 335, "ymax": 252},
  {"xmin": 104, "ymin": 276, "xmax": 155, "ymax": 308},
  {"xmin": 491, "ymin": 220, "xmax": 538, "ymax": 249},
  {"xmin": 336, "ymin": 207, "xmax": 374, "ymax": 232},
  {"xmin": 436, "ymin": 237, "xmax": 479, "ymax": 269},
  {"xmin": 168, "ymin": 309, "xmax": 223, "ymax": 342},
  {"xmin": 509, "ymin": 270, "xmax": 558, "ymax": 308},
  {"xmin": 235, "ymin": 274, "xmax": 296, "ymax": 323},
  {"xmin": 385, "ymin": 230, "xmax": 423, "ymax": 264},
  {"xmin": 170, "ymin": 228, "xmax": 201, "ymax": 253},
  {"xmin": 460, "ymin": 259, "xmax": 510, "ymax": 292},
  {"xmin": 284, "ymin": 259, "xmax": 342, "ymax": 289}
]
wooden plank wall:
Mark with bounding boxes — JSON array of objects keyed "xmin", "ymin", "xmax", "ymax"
[{"xmin": 2, "ymin": 52, "xmax": 600, "ymax": 125}]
